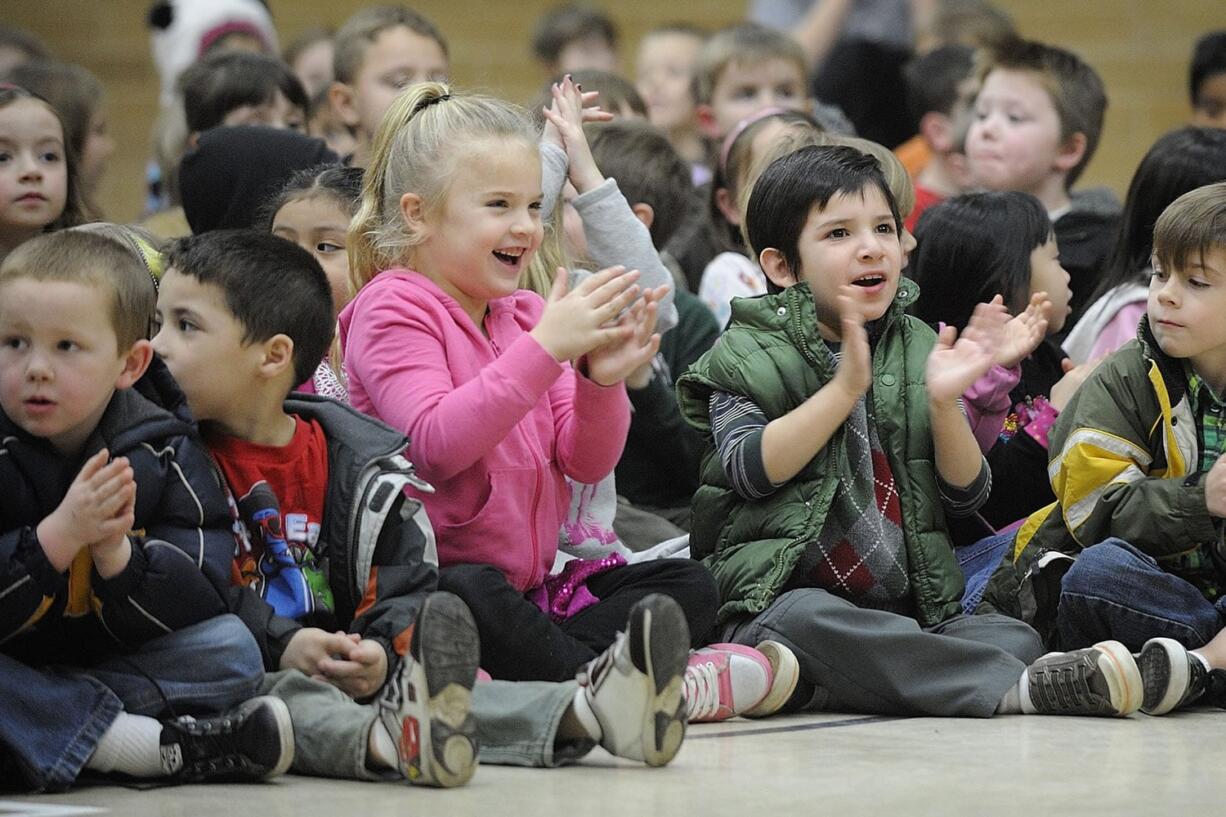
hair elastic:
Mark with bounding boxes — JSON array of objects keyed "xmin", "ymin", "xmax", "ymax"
[{"xmin": 412, "ymin": 93, "xmax": 451, "ymax": 117}]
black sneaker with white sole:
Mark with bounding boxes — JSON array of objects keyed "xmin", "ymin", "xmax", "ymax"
[
  {"xmin": 1025, "ymin": 640, "xmax": 1143, "ymax": 716},
  {"xmin": 159, "ymin": 695, "xmax": 294, "ymax": 782},
  {"xmin": 1138, "ymin": 638, "xmax": 1211, "ymax": 715},
  {"xmin": 377, "ymin": 591, "xmax": 480, "ymax": 787}
]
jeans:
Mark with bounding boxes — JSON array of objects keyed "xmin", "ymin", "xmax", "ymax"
[
  {"xmin": 957, "ymin": 531, "xmax": 1017, "ymax": 614},
  {"xmin": 1057, "ymin": 538, "xmax": 1226, "ymax": 651},
  {"xmin": 0, "ymin": 614, "xmax": 264, "ymax": 791}
]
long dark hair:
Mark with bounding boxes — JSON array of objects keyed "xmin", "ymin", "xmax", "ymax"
[
  {"xmin": 1086, "ymin": 126, "xmax": 1226, "ymax": 306},
  {"xmin": 909, "ymin": 191, "xmax": 1050, "ymax": 329}
]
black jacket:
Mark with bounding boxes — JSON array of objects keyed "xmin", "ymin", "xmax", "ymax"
[{"xmin": 0, "ymin": 358, "xmax": 232, "ymax": 667}]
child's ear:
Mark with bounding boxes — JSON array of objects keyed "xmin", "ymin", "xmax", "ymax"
[
  {"xmin": 695, "ymin": 104, "xmax": 722, "ymax": 140},
  {"xmin": 1053, "ymin": 131, "xmax": 1088, "ymax": 175},
  {"xmin": 920, "ymin": 112, "xmax": 955, "ymax": 154},
  {"xmin": 400, "ymin": 192, "xmax": 429, "ymax": 238},
  {"xmin": 115, "ymin": 339, "xmax": 154, "ymax": 390},
  {"xmin": 258, "ymin": 334, "xmax": 296, "ymax": 381},
  {"xmin": 630, "ymin": 202, "xmax": 655, "ymax": 231},
  {"xmin": 759, "ymin": 247, "xmax": 794, "ymax": 289},
  {"xmin": 328, "ymin": 81, "xmax": 361, "ymax": 129},
  {"xmin": 714, "ymin": 187, "xmax": 741, "ymax": 227}
]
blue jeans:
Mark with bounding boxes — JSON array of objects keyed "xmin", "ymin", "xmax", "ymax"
[
  {"xmin": 1057, "ymin": 538, "xmax": 1226, "ymax": 651},
  {"xmin": 956, "ymin": 531, "xmax": 1016, "ymax": 614},
  {"xmin": 0, "ymin": 614, "xmax": 263, "ymax": 792}
]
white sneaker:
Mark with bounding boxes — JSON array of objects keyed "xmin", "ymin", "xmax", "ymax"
[
  {"xmin": 376, "ymin": 592, "xmax": 480, "ymax": 787},
  {"xmin": 576, "ymin": 593, "xmax": 689, "ymax": 766}
]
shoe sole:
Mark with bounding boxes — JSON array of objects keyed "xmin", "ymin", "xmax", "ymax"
[
  {"xmin": 403, "ymin": 592, "xmax": 481, "ymax": 787},
  {"xmin": 743, "ymin": 640, "xmax": 800, "ymax": 718},
  {"xmin": 258, "ymin": 695, "xmax": 296, "ymax": 779},
  {"xmin": 1093, "ymin": 640, "xmax": 1144, "ymax": 716},
  {"xmin": 628, "ymin": 595, "xmax": 689, "ymax": 767},
  {"xmin": 1138, "ymin": 638, "xmax": 1188, "ymax": 716}
]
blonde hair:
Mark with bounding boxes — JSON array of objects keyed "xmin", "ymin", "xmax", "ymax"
[{"xmin": 347, "ymin": 82, "xmax": 540, "ymax": 296}]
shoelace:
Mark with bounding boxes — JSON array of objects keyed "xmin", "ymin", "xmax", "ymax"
[
  {"xmin": 1032, "ymin": 660, "xmax": 1096, "ymax": 712},
  {"xmin": 579, "ymin": 631, "xmax": 623, "ymax": 691},
  {"xmin": 683, "ymin": 660, "xmax": 722, "ymax": 720}
]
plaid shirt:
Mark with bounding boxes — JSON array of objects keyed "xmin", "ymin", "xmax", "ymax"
[{"xmin": 1173, "ymin": 367, "xmax": 1226, "ymax": 600}]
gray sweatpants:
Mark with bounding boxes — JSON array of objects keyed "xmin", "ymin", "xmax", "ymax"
[
  {"xmin": 259, "ymin": 671, "xmax": 589, "ymax": 779},
  {"xmin": 723, "ymin": 588, "xmax": 1044, "ymax": 718}
]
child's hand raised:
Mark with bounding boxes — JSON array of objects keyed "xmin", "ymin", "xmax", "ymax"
[
  {"xmin": 584, "ymin": 284, "xmax": 668, "ymax": 386},
  {"xmin": 926, "ymin": 301, "xmax": 1002, "ymax": 404},
  {"xmin": 37, "ymin": 449, "xmax": 136, "ymax": 571},
  {"xmin": 531, "ymin": 265, "xmax": 644, "ymax": 363},
  {"xmin": 998, "ymin": 292, "xmax": 1050, "ymax": 369},
  {"xmin": 830, "ymin": 287, "xmax": 872, "ymax": 401},
  {"xmin": 541, "ymin": 75, "xmax": 606, "ymax": 194}
]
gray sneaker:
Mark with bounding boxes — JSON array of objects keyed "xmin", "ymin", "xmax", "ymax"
[
  {"xmin": 1137, "ymin": 637, "xmax": 1210, "ymax": 715},
  {"xmin": 1025, "ymin": 640, "xmax": 1142, "ymax": 716},
  {"xmin": 376, "ymin": 592, "xmax": 480, "ymax": 787},
  {"xmin": 576, "ymin": 593, "xmax": 689, "ymax": 767}
]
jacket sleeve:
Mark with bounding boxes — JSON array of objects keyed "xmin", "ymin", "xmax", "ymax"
[
  {"xmin": 348, "ymin": 493, "xmax": 437, "ymax": 674},
  {"xmin": 0, "ymin": 526, "xmax": 69, "ymax": 642},
  {"xmin": 573, "ymin": 178, "xmax": 678, "ymax": 333},
  {"xmin": 1045, "ymin": 361, "xmax": 1218, "ymax": 558},
  {"xmin": 624, "ymin": 361, "xmax": 708, "ymax": 499},
  {"xmin": 346, "ymin": 294, "xmax": 566, "ymax": 483},
  {"xmin": 962, "ymin": 363, "xmax": 1021, "ymax": 453},
  {"xmin": 91, "ymin": 433, "xmax": 232, "ymax": 647}
]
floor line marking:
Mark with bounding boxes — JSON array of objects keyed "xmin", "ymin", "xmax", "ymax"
[{"xmin": 688, "ymin": 715, "xmax": 907, "ymax": 740}]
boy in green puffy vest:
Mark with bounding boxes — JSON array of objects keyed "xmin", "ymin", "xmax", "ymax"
[{"xmin": 677, "ymin": 143, "xmax": 1163, "ymax": 718}]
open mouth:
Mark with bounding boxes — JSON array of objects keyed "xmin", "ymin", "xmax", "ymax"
[
  {"xmin": 492, "ymin": 247, "xmax": 527, "ymax": 269},
  {"xmin": 851, "ymin": 273, "xmax": 887, "ymax": 288}
]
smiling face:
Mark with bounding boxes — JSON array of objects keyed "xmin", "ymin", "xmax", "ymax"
[
  {"xmin": 0, "ymin": 278, "xmax": 128, "ymax": 455},
  {"xmin": 773, "ymin": 185, "xmax": 903, "ymax": 333},
  {"xmin": 965, "ymin": 68, "xmax": 1068, "ymax": 195},
  {"xmin": 0, "ymin": 98, "xmax": 68, "ymax": 247},
  {"xmin": 407, "ymin": 138, "xmax": 544, "ymax": 326},
  {"xmin": 1148, "ymin": 247, "xmax": 1226, "ymax": 385},
  {"xmin": 272, "ymin": 195, "xmax": 351, "ymax": 316}
]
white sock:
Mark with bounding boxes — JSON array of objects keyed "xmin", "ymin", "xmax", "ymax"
[
  {"xmin": 85, "ymin": 712, "xmax": 165, "ymax": 777},
  {"xmin": 1191, "ymin": 650, "xmax": 1212, "ymax": 672},
  {"xmin": 367, "ymin": 720, "xmax": 398, "ymax": 771},
  {"xmin": 996, "ymin": 669, "xmax": 1035, "ymax": 715},
  {"xmin": 570, "ymin": 687, "xmax": 602, "ymax": 742}
]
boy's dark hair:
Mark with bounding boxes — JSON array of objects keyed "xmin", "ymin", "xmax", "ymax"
[
  {"xmin": 0, "ymin": 230, "xmax": 157, "ymax": 350},
  {"xmin": 1089, "ymin": 127, "xmax": 1226, "ymax": 305},
  {"xmin": 910, "ymin": 191, "xmax": 1051, "ymax": 329},
  {"xmin": 258, "ymin": 163, "xmax": 364, "ymax": 232},
  {"xmin": 531, "ymin": 5, "xmax": 618, "ymax": 65},
  {"xmin": 3, "ymin": 60, "xmax": 104, "ymax": 175},
  {"xmin": 585, "ymin": 120, "xmax": 692, "ymax": 249},
  {"xmin": 693, "ymin": 24, "xmax": 806, "ymax": 106},
  {"xmin": 746, "ymin": 145, "xmax": 901, "ymax": 295},
  {"xmin": 0, "ymin": 26, "xmax": 51, "ymax": 64},
  {"xmin": 334, "ymin": 5, "xmax": 449, "ymax": 85},
  {"xmin": 164, "ymin": 231, "xmax": 334, "ymax": 386},
  {"xmin": 903, "ymin": 45, "xmax": 975, "ymax": 122},
  {"xmin": 1153, "ymin": 181, "xmax": 1226, "ymax": 277},
  {"xmin": 179, "ymin": 51, "xmax": 309, "ymax": 134},
  {"xmin": 976, "ymin": 38, "xmax": 1107, "ymax": 188},
  {"xmin": 0, "ymin": 85, "xmax": 89, "ymax": 228},
  {"xmin": 1190, "ymin": 31, "xmax": 1226, "ymax": 107}
]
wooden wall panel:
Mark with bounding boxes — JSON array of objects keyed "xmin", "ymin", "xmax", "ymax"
[{"xmin": 5, "ymin": 1, "xmax": 1222, "ymax": 221}]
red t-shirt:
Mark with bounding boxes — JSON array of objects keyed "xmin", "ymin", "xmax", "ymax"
[
  {"xmin": 905, "ymin": 184, "xmax": 945, "ymax": 233},
  {"xmin": 208, "ymin": 415, "xmax": 334, "ymax": 624}
]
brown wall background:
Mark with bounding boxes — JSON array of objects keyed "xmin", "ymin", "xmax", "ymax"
[{"xmin": 6, "ymin": 1, "xmax": 1222, "ymax": 222}]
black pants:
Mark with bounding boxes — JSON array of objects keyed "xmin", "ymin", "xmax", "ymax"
[{"xmin": 437, "ymin": 559, "xmax": 718, "ymax": 682}]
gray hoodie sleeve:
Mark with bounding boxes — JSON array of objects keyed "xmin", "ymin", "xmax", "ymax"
[
  {"xmin": 539, "ymin": 142, "xmax": 568, "ymax": 223},
  {"xmin": 572, "ymin": 177, "xmax": 679, "ymax": 333}
]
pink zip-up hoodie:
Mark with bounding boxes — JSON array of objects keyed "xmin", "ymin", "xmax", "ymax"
[{"xmin": 338, "ymin": 270, "xmax": 630, "ymax": 592}]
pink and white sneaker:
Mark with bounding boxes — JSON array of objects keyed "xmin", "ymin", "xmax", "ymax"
[{"xmin": 683, "ymin": 643, "xmax": 775, "ymax": 722}]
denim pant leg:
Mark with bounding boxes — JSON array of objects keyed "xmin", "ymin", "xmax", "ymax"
[
  {"xmin": 473, "ymin": 679, "xmax": 590, "ymax": 767},
  {"xmin": 1057, "ymin": 539, "xmax": 1225, "ymax": 651},
  {"xmin": 725, "ymin": 588, "xmax": 1027, "ymax": 717},
  {"xmin": 0, "ymin": 653, "xmax": 123, "ymax": 792},
  {"xmin": 82, "ymin": 614, "xmax": 264, "ymax": 717},
  {"xmin": 957, "ymin": 531, "xmax": 1016, "ymax": 614}
]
